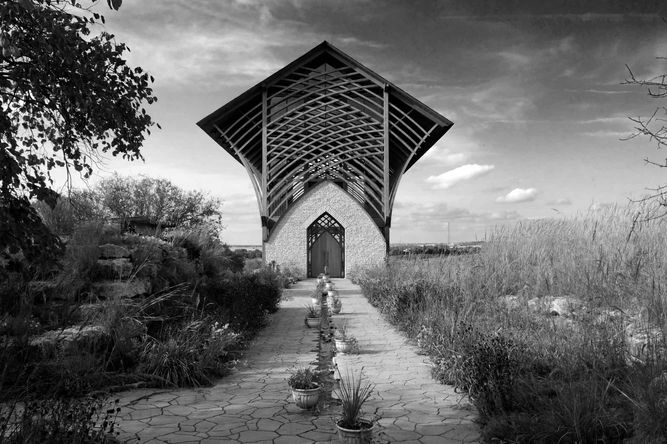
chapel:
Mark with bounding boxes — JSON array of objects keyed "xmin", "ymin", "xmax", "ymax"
[{"xmin": 198, "ymin": 41, "xmax": 452, "ymax": 277}]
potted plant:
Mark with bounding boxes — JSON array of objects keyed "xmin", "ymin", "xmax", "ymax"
[
  {"xmin": 335, "ymin": 368, "xmax": 375, "ymax": 443},
  {"xmin": 327, "ymin": 294, "xmax": 343, "ymax": 314},
  {"xmin": 334, "ymin": 323, "xmax": 357, "ymax": 354},
  {"xmin": 331, "ymin": 297, "xmax": 342, "ymax": 314},
  {"xmin": 304, "ymin": 304, "xmax": 321, "ymax": 328},
  {"xmin": 288, "ymin": 367, "xmax": 320, "ymax": 409},
  {"xmin": 316, "ymin": 280, "xmax": 325, "ymax": 296},
  {"xmin": 311, "ymin": 288, "xmax": 321, "ymax": 306},
  {"xmin": 327, "ymin": 287, "xmax": 337, "ymax": 298}
]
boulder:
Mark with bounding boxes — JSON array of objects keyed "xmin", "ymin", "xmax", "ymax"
[
  {"xmin": 95, "ymin": 258, "xmax": 133, "ymax": 279},
  {"xmin": 625, "ymin": 322, "xmax": 664, "ymax": 359},
  {"xmin": 30, "ymin": 325, "xmax": 110, "ymax": 356},
  {"xmin": 525, "ymin": 295, "xmax": 581, "ymax": 317},
  {"xmin": 99, "ymin": 244, "xmax": 131, "ymax": 259},
  {"xmin": 549, "ymin": 296, "xmax": 580, "ymax": 317},
  {"xmin": 498, "ymin": 294, "xmax": 522, "ymax": 310},
  {"xmin": 92, "ymin": 278, "xmax": 149, "ymax": 300}
]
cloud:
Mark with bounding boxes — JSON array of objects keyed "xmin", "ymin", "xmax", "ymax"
[
  {"xmin": 421, "ymin": 146, "xmax": 468, "ymax": 165},
  {"xmin": 426, "ymin": 164, "xmax": 495, "ymax": 189},
  {"xmin": 496, "ymin": 188, "xmax": 539, "ymax": 203},
  {"xmin": 582, "ymin": 130, "xmax": 631, "ymax": 138}
]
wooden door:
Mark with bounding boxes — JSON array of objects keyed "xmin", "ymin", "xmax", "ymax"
[
  {"xmin": 310, "ymin": 231, "xmax": 342, "ymax": 277},
  {"xmin": 307, "ymin": 212, "xmax": 345, "ymax": 278}
]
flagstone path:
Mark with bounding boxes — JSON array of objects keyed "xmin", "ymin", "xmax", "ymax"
[{"xmin": 114, "ymin": 278, "xmax": 480, "ymax": 443}]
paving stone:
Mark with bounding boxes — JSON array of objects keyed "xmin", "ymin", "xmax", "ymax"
[
  {"xmin": 276, "ymin": 421, "xmax": 315, "ymax": 435},
  {"xmin": 274, "ymin": 435, "xmax": 314, "ymax": 444},
  {"xmin": 237, "ymin": 430, "xmax": 278, "ymax": 442}
]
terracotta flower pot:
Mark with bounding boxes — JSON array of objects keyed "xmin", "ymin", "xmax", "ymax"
[
  {"xmin": 335, "ymin": 338, "xmax": 354, "ymax": 354},
  {"xmin": 305, "ymin": 317, "xmax": 321, "ymax": 328},
  {"xmin": 336, "ymin": 419, "xmax": 374, "ymax": 444},
  {"xmin": 291, "ymin": 384, "xmax": 320, "ymax": 409}
]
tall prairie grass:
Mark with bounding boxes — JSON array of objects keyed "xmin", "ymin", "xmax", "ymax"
[{"xmin": 353, "ymin": 203, "xmax": 667, "ymax": 443}]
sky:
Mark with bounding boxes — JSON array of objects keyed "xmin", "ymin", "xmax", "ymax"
[{"xmin": 65, "ymin": 0, "xmax": 667, "ymax": 244}]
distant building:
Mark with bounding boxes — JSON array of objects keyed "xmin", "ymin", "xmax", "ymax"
[{"xmin": 198, "ymin": 42, "xmax": 452, "ymax": 277}]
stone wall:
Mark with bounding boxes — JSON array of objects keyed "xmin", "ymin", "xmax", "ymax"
[{"xmin": 265, "ymin": 181, "xmax": 386, "ymax": 276}]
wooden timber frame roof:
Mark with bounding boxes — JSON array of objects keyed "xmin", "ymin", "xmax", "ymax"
[{"xmin": 197, "ymin": 41, "xmax": 453, "ymax": 242}]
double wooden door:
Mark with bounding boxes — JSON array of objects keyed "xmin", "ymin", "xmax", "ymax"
[{"xmin": 307, "ymin": 212, "xmax": 344, "ymax": 277}]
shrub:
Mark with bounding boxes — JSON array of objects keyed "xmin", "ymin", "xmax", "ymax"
[
  {"xmin": 138, "ymin": 319, "xmax": 238, "ymax": 387},
  {"xmin": 201, "ymin": 271, "xmax": 282, "ymax": 333}
]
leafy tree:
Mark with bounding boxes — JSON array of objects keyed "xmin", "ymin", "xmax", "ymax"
[
  {"xmin": 0, "ymin": 0, "xmax": 157, "ymax": 269},
  {"xmin": 95, "ymin": 174, "xmax": 223, "ymax": 229},
  {"xmin": 35, "ymin": 174, "xmax": 223, "ymax": 235}
]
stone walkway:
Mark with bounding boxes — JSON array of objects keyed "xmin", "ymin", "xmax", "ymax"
[{"xmin": 114, "ymin": 278, "xmax": 480, "ymax": 443}]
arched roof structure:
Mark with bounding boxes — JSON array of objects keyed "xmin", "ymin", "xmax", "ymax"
[{"xmin": 197, "ymin": 41, "xmax": 453, "ymax": 242}]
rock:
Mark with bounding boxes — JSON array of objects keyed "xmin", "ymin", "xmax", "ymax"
[
  {"xmin": 625, "ymin": 322, "xmax": 664, "ymax": 359},
  {"xmin": 92, "ymin": 279, "xmax": 149, "ymax": 300},
  {"xmin": 30, "ymin": 325, "xmax": 110, "ymax": 356},
  {"xmin": 95, "ymin": 258, "xmax": 133, "ymax": 279},
  {"xmin": 549, "ymin": 296, "xmax": 579, "ymax": 317},
  {"xmin": 99, "ymin": 244, "xmax": 131, "ymax": 259},
  {"xmin": 524, "ymin": 295, "xmax": 581, "ymax": 317},
  {"xmin": 498, "ymin": 295, "xmax": 521, "ymax": 309}
]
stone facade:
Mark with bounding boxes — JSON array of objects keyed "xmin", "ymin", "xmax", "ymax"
[{"xmin": 265, "ymin": 181, "xmax": 386, "ymax": 277}]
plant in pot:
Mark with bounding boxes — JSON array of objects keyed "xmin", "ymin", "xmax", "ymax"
[
  {"xmin": 288, "ymin": 367, "xmax": 320, "ymax": 409},
  {"xmin": 316, "ymin": 280, "xmax": 325, "ymax": 296},
  {"xmin": 311, "ymin": 288, "xmax": 322, "ymax": 306},
  {"xmin": 334, "ymin": 367, "xmax": 375, "ymax": 443},
  {"xmin": 334, "ymin": 323, "xmax": 357, "ymax": 354},
  {"xmin": 327, "ymin": 290, "xmax": 342, "ymax": 314},
  {"xmin": 304, "ymin": 304, "xmax": 321, "ymax": 328}
]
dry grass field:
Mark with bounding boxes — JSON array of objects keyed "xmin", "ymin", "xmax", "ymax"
[{"xmin": 352, "ymin": 202, "xmax": 667, "ymax": 443}]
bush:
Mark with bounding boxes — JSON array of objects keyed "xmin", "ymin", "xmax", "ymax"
[
  {"xmin": 138, "ymin": 319, "xmax": 238, "ymax": 387},
  {"xmin": 201, "ymin": 270, "xmax": 282, "ymax": 333}
]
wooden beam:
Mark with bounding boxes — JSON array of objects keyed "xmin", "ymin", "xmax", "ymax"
[
  {"xmin": 261, "ymin": 86, "xmax": 268, "ymax": 241},
  {"xmin": 383, "ymin": 84, "xmax": 389, "ymax": 223}
]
